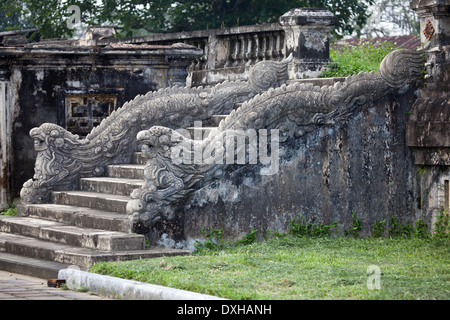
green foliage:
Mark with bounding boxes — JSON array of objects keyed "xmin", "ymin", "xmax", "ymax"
[
  {"xmin": 194, "ymin": 226, "xmax": 228, "ymax": 252},
  {"xmin": 371, "ymin": 219, "xmax": 386, "ymax": 238},
  {"xmin": 194, "ymin": 211, "xmax": 444, "ymax": 254},
  {"xmin": 164, "ymin": 0, "xmax": 374, "ymax": 38},
  {"xmin": 372, "ymin": 217, "xmax": 431, "ymax": 239},
  {"xmin": 388, "ymin": 216, "xmax": 414, "ymax": 238},
  {"xmin": 2, "ymin": 0, "xmax": 374, "ymax": 39},
  {"xmin": 0, "ymin": 0, "xmax": 33, "ymax": 31},
  {"xmin": 234, "ymin": 229, "xmax": 257, "ymax": 246},
  {"xmin": 433, "ymin": 207, "xmax": 450, "ymax": 239},
  {"xmin": 0, "ymin": 203, "xmax": 17, "ymax": 216},
  {"xmin": 344, "ymin": 211, "xmax": 362, "ymax": 237},
  {"xmin": 320, "ymin": 41, "xmax": 400, "ymax": 78},
  {"xmin": 414, "ymin": 218, "xmax": 430, "ymax": 239},
  {"xmin": 194, "ymin": 227, "xmax": 258, "ymax": 253},
  {"xmin": 289, "ymin": 213, "xmax": 339, "ymax": 237}
]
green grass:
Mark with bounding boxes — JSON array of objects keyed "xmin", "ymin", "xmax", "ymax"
[
  {"xmin": 320, "ymin": 41, "xmax": 401, "ymax": 78},
  {"xmin": 90, "ymin": 236, "xmax": 450, "ymax": 300}
]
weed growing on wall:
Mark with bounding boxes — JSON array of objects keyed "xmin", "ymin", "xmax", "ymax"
[
  {"xmin": 288, "ymin": 213, "xmax": 339, "ymax": 237},
  {"xmin": 194, "ymin": 212, "xmax": 443, "ymax": 251},
  {"xmin": 344, "ymin": 211, "xmax": 362, "ymax": 237},
  {"xmin": 433, "ymin": 207, "xmax": 450, "ymax": 238},
  {"xmin": 371, "ymin": 219, "xmax": 387, "ymax": 238}
]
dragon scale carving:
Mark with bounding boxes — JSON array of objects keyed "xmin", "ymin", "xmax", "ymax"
[
  {"xmin": 127, "ymin": 49, "xmax": 424, "ymax": 228},
  {"xmin": 20, "ymin": 54, "xmax": 294, "ymax": 204}
]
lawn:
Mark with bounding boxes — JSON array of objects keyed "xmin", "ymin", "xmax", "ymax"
[{"xmin": 90, "ymin": 236, "xmax": 450, "ymax": 300}]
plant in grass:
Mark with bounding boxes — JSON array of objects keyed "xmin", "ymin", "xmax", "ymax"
[
  {"xmin": 433, "ymin": 207, "xmax": 449, "ymax": 239},
  {"xmin": 289, "ymin": 213, "xmax": 338, "ymax": 237},
  {"xmin": 234, "ymin": 229, "xmax": 257, "ymax": 246},
  {"xmin": 371, "ymin": 219, "xmax": 386, "ymax": 238},
  {"xmin": 194, "ymin": 226, "xmax": 229, "ymax": 252},
  {"xmin": 388, "ymin": 216, "xmax": 414, "ymax": 238},
  {"xmin": 344, "ymin": 211, "xmax": 362, "ymax": 237},
  {"xmin": 194, "ymin": 227, "xmax": 258, "ymax": 253},
  {"xmin": 414, "ymin": 218, "xmax": 430, "ymax": 239}
]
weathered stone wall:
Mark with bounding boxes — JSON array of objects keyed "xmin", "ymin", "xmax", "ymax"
[
  {"xmin": 407, "ymin": 0, "xmax": 450, "ymax": 229},
  {"xmin": 146, "ymin": 79, "xmax": 423, "ymax": 246},
  {"xmin": 0, "ymin": 42, "xmax": 201, "ymax": 206}
]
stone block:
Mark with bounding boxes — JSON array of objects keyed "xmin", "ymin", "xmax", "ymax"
[{"xmin": 279, "ymin": 8, "xmax": 337, "ymax": 79}]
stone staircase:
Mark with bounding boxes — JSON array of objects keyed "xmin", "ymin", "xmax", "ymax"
[
  {"xmin": 0, "ymin": 108, "xmax": 237, "ymax": 279},
  {"xmin": 0, "ymin": 152, "xmax": 190, "ymax": 279},
  {"xmin": 0, "ymin": 77, "xmax": 340, "ymax": 280}
]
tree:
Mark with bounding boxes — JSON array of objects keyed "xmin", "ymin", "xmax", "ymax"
[
  {"xmin": 167, "ymin": 0, "xmax": 375, "ymax": 38},
  {"xmin": 359, "ymin": 0, "xmax": 419, "ymax": 37},
  {"xmin": 1, "ymin": 0, "xmax": 374, "ymax": 39},
  {"xmin": 0, "ymin": 0, "xmax": 33, "ymax": 31}
]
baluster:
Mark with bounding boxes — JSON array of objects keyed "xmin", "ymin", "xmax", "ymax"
[
  {"xmin": 248, "ymin": 33, "xmax": 257, "ymax": 65},
  {"xmin": 243, "ymin": 34, "xmax": 250, "ymax": 66},
  {"xmin": 270, "ymin": 33, "xmax": 278, "ymax": 61},
  {"xmin": 233, "ymin": 35, "xmax": 244, "ymax": 67},
  {"xmin": 226, "ymin": 35, "xmax": 239, "ymax": 67},
  {"xmin": 248, "ymin": 34, "xmax": 255, "ymax": 65},
  {"xmin": 277, "ymin": 32, "xmax": 285, "ymax": 60},
  {"xmin": 254, "ymin": 34, "xmax": 262, "ymax": 63},
  {"xmin": 225, "ymin": 36, "xmax": 235, "ymax": 68},
  {"xmin": 264, "ymin": 34, "xmax": 273, "ymax": 61}
]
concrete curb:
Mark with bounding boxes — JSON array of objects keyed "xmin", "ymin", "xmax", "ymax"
[{"xmin": 58, "ymin": 268, "xmax": 226, "ymax": 300}]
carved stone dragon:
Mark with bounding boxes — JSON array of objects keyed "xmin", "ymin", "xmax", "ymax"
[
  {"xmin": 20, "ymin": 54, "xmax": 294, "ymax": 204},
  {"xmin": 127, "ymin": 49, "xmax": 424, "ymax": 228}
]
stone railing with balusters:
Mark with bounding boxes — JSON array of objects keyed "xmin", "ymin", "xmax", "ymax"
[{"xmin": 97, "ymin": 8, "xmax": 337, "ymax": 86}]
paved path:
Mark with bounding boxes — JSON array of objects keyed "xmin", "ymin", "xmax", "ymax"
[{"xmin": 0, "ymin": 270, "xmax": 112, "ymax": 300}]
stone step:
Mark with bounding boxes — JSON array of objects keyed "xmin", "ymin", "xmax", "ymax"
[
  {"xmin": 17, "ymin": 204, "xmax": 132, "ymax": 233},
  {"xmin": 0, "ymin": 232, "xmax": 190, "ymax": 269},
  {"xmin": 210, "ymin": 114, "xmax": 227, "ymax": 127},
  {"xmin": 106, "ymin": 164, "xmax": 146, "ymax": 180},
  {"xmin": 81, "ymin": 177, "xmax": 144, "ymax": 196},
  {"xmin": 0, "ymin": 232, "xmax": 85, "ymax": 267},
  {"xmin": 0, "ymin": 216, "xmax": 144, "ymax": 251},
  {"xmin": 52, "ymin": 190, "xmax": 130, "ymax": 213},
  {"xmin": 0, "ymin": 251, "xmax": 70, "ymax": 279}
]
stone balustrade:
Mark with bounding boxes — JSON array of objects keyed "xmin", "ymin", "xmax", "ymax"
[{"xmin": 97, "ymin": 8, "xmax": 337, "ymax": 86}]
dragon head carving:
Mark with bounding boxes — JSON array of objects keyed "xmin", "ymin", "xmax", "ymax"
[{"xmin": 20, "ymin": 123, "xmax": 82, "ymax": 204}]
